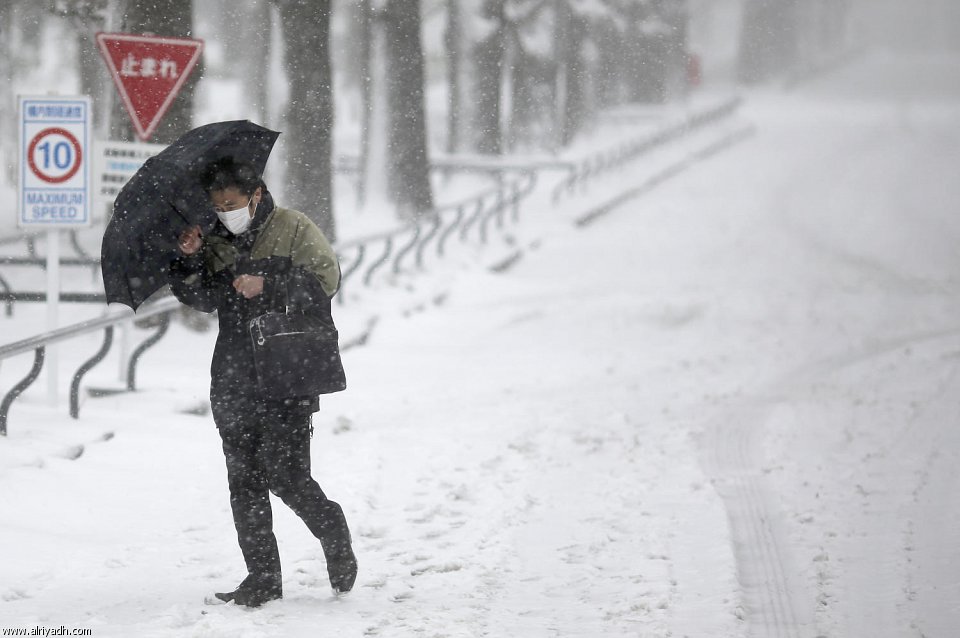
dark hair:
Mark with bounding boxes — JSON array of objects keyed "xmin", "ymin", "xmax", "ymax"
[{"xmin": 199, "ymin": 157, "xmax": 264, "ymax": 196}]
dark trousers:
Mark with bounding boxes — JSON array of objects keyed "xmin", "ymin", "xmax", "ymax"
[{"xmin": 211, "ymin": 392, "xmax": 352, "ymax": 583}]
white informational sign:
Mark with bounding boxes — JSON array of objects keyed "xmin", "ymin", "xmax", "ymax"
[
  {"xmin": 93, "ymin": 140, "xmax": 164, "ymax": 217},
  {"xmin": 18, "ymin": 95, "xmax": 92, "ymax": 228}
]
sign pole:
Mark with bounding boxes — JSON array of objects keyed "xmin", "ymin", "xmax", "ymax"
[
  {"xmin": 46, "ymin": 228, "xmax": 60, "ymax": 405},
  {"xmin": 118, "ymin": 321, "xmax": 131, "ymax": 383}
]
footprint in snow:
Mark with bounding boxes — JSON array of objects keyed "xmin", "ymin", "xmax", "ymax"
[
  {"xmin": 2, "ymin": 588, "xmax": 30, "ymax": 601},
  {"xmin": 410, "ymin": 562, "xmax": 463, "ymax": 577}
]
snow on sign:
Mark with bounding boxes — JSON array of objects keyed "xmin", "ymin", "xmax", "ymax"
[
  {"xmin": 96, "ymin": 32, "xmax": 203, "ymax": 141},
  {"xmin": 18, "ymin": 96, "xmax": 92, "ymax": 227}
]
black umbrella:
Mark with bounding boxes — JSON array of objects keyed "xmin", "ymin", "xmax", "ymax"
[{"xmin": 101, "ymin": 120, "xmax": 280, "ymax": 310}]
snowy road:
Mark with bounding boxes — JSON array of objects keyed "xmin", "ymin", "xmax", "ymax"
[
  {"xmin": 1, "ymin": 51, "xmax": 959, "ymax": 637},
  {"xmin": 687, "ymin": 53, "xmax": 960, "ymax": 638}
]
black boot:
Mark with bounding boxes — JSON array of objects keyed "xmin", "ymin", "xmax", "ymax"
[
  {"xmin": 321, "ymin": 529, "xmax": 358, "ymax": 594},
  {"xmin": 327, "ymin": 545, "xmax": 358, "ymax": 594},
  {"xmin": 214, "ymin": 573, "xmax": 282, "ymax": 607}
]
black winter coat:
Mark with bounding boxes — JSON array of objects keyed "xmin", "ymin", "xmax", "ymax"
[{"xmin": 169, "ymin": 192, "xmax": 341, "ymax": 408}]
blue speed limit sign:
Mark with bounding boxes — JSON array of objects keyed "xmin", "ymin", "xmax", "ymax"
[{"xmin": 18, "ymin": 96, "xmax": 92, "ymax": 227}]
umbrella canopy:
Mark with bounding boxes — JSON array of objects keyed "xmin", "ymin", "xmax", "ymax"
[{"xmin": 101, "ymin": 120, "xmax": 280, "ymax": 310}]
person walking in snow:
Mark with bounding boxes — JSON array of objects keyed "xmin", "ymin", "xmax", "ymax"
[{"xmin": 169, "ymin": 157, "xmax": 357, "ymax": 607}]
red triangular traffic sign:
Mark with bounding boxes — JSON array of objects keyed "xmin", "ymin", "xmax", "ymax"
[{"xmin": 96, "ymin": 32, "xmax": 203, "ymax": 141}]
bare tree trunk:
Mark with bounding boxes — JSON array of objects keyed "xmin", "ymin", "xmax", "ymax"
[
  {"xmin": 277, "ymin": 0, "xmax": 337, "ymax": 240},
  {"xmin": 0, "ymin": 1, "xmax": 15, "ymax": 185},
  {"xmin": 444, "ymin": 0, "xmax": 461, "ymax": 154},
  {"xmin": 1, "ymin": 1, "xmax": 46, "ymax": 182},
  {"xmin": 356, "ymin": 0, "xmax": 374, "ymax": 208},
  {"xmin": 632, "ymin": 1, "xmax": 671, "ymax": 103},
  {"xmin": 567, "ymin": 15, "xmax": 592, "ymax": 144},
  {"xmin": 594, "ymin": 17, "xmax": 624, "ymax": 107},
  {"xmin": 660, "ymin": 0, "xmax": 690, "ymax": 99},
  {"xmin": 505, "ymin": 3, "xmax": 555, "ymax": 153},
  {"xmin": 221, "ymin": 1, "xmax": 272, "ymax": 126},
  {"xmin": 554, "ymin": 1, "xmax": 592, "ymax": 147},
  {"xmin": 52, "ymin": 1, "xmax": 112, "ymax": 139},
  {"xmin": 361, "ymin": 0, "xmax": 433, "ymax": 220},
  {"xmin": 359, "ymin": 0, "xmax": 388, "ymax": 210},
  {"xmin": 505, "ymin": 42, "xmax": 544, "ymax": 151},
  {"xmin": 446, "ymin": 0, "xmax": 500, "ymax": 155},
  {"xmin": 386, "ymin": 0, "xmax": 432, "ymax": 218},
  {"xmin": 473, "ymin": 0, "xmax": 505, "ymax": 155},
  {"xmin": 738, "ymin": 0, "xmax": 798, "ymax": 83},
  {"xmin": 77, "ymin": 29, "xmax": 109, "ymax": 136},
  {"xmin": 251, "ymin": 2, "xmax": 272, "ymax": 127}
]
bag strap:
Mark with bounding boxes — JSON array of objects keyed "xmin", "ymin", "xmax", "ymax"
[{"xmin": 281, "ymin": 278, "xmax": 292, "ymax": 315}]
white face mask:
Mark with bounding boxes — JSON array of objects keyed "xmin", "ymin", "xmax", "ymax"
[{"xmin": 216, "ymin": 198, "xmax": 254, "ymax": 235}]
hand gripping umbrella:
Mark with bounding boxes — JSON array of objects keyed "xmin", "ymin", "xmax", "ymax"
[{"xmin": 101, "ymin": 120, "xmax": 280, "ymax": 310}]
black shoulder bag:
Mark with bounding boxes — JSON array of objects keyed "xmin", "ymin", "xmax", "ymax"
[{"xmin": 248, "ymin": 284, "xmax": 347, "ymax": 398}]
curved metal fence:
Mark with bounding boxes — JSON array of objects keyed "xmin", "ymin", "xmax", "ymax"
[
  {"xmin": 0, "ymin": 96, "xmax": 742, "ymax": 433},
  {"xmin": 0, "ymin": 169, "xmax": 539, "ymax": 433},
  {"xmin": 335, "ymin": 169, "xmax": 537, "ymax": 298},
  {"xmin": 551, "ymin": 96, "xmax": 742, "ymax": 203},
  {"xmin": 0, "ymin": 169, "xmax": 538, "ymax": 310},
  {"xmin": 0, "ymin": 295, "xmax": 181, "ymax": 435}
]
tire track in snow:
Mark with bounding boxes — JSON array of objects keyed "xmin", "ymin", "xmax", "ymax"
[
  {"xmin": 699, "ymin": 327, "xmax": 960, "ymax": 638},
  {"xmin": 701, "ymin": 405, "xmax": 814, "ymax": 638}
]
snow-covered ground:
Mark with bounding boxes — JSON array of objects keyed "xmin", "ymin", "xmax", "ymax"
[{"xmin": 1, "ymin": 49, "xmax": 959, "ymax": 637}]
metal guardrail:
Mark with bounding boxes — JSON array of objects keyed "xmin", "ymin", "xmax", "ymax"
[
  {"xmin": 0, "ymin": 295, "xmax": 181, "ymax": 435},
  {"xmin": 573, "ymin": 125, "xmax": 757, "ymax": 227},
  {"xmin": 0, "ymin": 230, "xmax": 38, "ymax": 255},
  {"xmin": 0, "ymin": 96, "xmax": 741, "ymax": 433},
  {"xmin": 551, "ymin": 96, "xmax": 742, "ymax": 203},
  {"xmin": 0, "ymin": 170, "xmax": 539, "ymax": 311},
  {"xmin": 0, "ymin": 228, "xmax": 91, "ymax": 259},
  {"xmin": 336, "ymin": 169, "xmax": 538, "ymax": 300},
  {"xmin": 0, "ymin": 229, "xmax": 101, "ymax": 316},
  {"xmin": 0, "ymin": 256, "xmax": 100, "ymax": 267},
  {"xmin": 0, "ymin": 292, "xmax": 105, "ymax": 303},
  {"xmin": 0, "ymin": 170, "xmax": 539, "ymax": 432},
  {"xmin": 1, "ymin": 96, "xmax": 738, "ymax": 300}
]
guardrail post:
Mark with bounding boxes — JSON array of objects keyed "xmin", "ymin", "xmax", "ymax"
[
  {"xmin": 479, "ymin": 199, "xmax": 492, "ymax": 245},
  {"xmin": 362, "ymin": 236, "xmax": 394, "ymax": 287},
  {"xmin": 494, "ymin": 189, "xmax": 507, "ymax": 230},
  {"xmin": 437, "ymin": 206, "xmax": 464, "ymax": 257},
  {"xmin": 337, "ymin": 244, "xmax": 366, "ymax": 305},
  {"xmin": 392, "ymin": 224, "xmax": 421, "ymax": 274},
  {"xmin": 415, "ymin": 215, "xmax": 443, "ymax": 268},
  {"xmin": 459, "ymin": 199, "xmax": 485, "ymax": 243},
  {"xmin": 127, "ymin": 314, "xmax": 171, "ymax": 391},
  {"xmin": 0, "ymin": 348, "xmax": 45, "ymax": 436},
  {"xmin": 0, "ymin": 273, "xmax": 13, "ymax": 317},
  {"xmin": 70, "ymin": 326, "xmax": 114, "ymax": 419}
]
